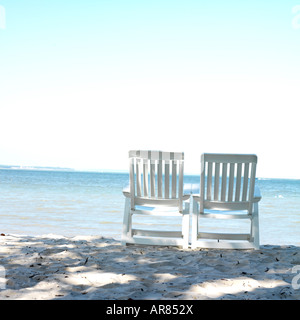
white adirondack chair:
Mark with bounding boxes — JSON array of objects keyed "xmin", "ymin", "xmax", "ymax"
[
  {"xmin": 122, "ymin": 150, "xmax": 190, "ymax": 249},
  {"xmin": 191, "ymin": 153, "xmax": 261, "ymax": 249}
]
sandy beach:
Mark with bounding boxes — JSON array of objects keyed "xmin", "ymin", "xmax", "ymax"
[{"xmin": 0, "ymin": 233, "xmax": 299, "ymax": 300}]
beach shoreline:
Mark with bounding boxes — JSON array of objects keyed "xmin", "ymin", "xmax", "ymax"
[{"xmin": 0, "ymin": 233, "xmax": 299, "ymax": 300}]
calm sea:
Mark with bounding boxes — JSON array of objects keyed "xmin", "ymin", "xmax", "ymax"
[{"xmin": 0, "ymin": 169, "xmax": 299, "ymax": 245}]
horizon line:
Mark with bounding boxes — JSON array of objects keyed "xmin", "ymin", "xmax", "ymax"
[{"xmin": 0, "ymin": 164, "xmax": 299, "ymax": 180}]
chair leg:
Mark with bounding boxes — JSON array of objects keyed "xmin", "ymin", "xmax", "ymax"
[
  {"xmin": 191, "ymin": 199, "xmax": 199, "ymax": 249},
  {"xmin": 182, "ymin": 201, "xmax": 190, "ymax": 249},
  {"xmin": 251, "ymin": 202, "xmax": 260, "ymax": 249},
  {"xmin": 121, "ymin": 197, "xmax": 131, "ymax": 245}
]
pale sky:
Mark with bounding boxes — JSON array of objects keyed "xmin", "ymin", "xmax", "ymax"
[{"xmin": 0, "ymin": 0, "xmax": 300, "ymax": 178}]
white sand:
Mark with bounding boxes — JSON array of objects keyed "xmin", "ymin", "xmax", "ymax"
[{"xmin": 0, "ymin": 233, "xmax": 299, "ymax": 300}]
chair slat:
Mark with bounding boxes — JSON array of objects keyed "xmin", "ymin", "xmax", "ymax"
[
  {"xmin": 178, "ymin": 160, "xmax": 184, "ymax": 212},
  {"xmin": 200, "ymin": 157, "xmax": 206, "ymax": 213},
  {"xmin": 228, "ymin": 163, "xmax": 235, "ymax": 201},
  {"xmin": 136, "ymin": 159, "xmax": 142, "ymax": 197},
  {"xmin": 158, "ymin": 160, "xmax": 162, "ymax": 198},
  {"xmin": 165, "ymin": 162, "xmax": 170, "ymax": 199},
  {"xmin": 235, "ymin": 163, "xmax": 242, "ymax": 201},
  {"xmin": 172, "ymin": 160, "xmax": 177, "ymax": 198},
  {"xmin": 207, "ymin": 162, "xmax": 212, "ymax": 200},
  {"xmin": 248, "ymin": 163, "xmax": 257, "ymax": 212},
  {"xmin": 130, "ymin": 158, "xmax": 135, "ymax": 209},
  {"xmin": 150, "ymin": 161, "xmax": 156, "ymax": 197},
  {"xmin": 214, "ymin": 162, "xmax": 220, "ymax": 200},
  {"xmin": 221, "ymin": 162, "xmax": 228, "ymax": 201},
  {"xmin": 143, "ymin": 159, "xmax": 148, "ymax": 197},
  {"xmin": 242, "ymin": 163, "xmax": 249, "ymax": 201}
]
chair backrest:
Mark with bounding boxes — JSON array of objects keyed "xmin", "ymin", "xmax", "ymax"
[
  {"xmin": 200, "ymin": 153, "xmax": 257, "ymax": 213},
  {"xmin": 129, "ymin": 150, "xmax": 184, "ymax": 211}
]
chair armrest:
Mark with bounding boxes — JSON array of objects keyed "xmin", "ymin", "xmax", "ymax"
[
  {"xmin": 122, "ymin": 185, "xmax": 130, "ymax": 197},
  {"xmin": 253, "ymin": 185, "xmax": 262, "ymax": 202},
  {"xmin": 183, "ymin": 183, "xmax": 200, "ymax": 195},
  {"xmin": 191, "ymin": 194, "xmax": 201, "ymax": 202}
]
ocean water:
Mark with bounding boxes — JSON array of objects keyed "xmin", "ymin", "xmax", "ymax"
[{"xmin": 0, "ymin": 169, "xmax": 299, "ymax": 245}]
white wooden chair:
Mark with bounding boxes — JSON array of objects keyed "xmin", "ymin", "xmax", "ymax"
[
  {"xmin": 191, "ymin": 153, "xmax": 261, "ymax": 249},
  {"xmin": 122, "ymin": 150, "xmax": 190, "ymax": 249}
]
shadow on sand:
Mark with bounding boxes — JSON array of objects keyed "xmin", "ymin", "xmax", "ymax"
[{"xmin": 0, "ymin": 234, "xmax": 300, "ymax": 300}]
